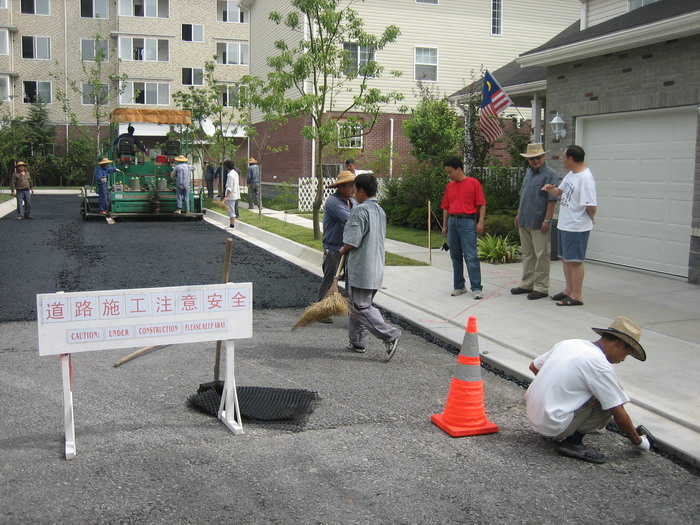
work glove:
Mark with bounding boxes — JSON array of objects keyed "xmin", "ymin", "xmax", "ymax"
[
  {"xmin": 441, "ymin": 242, "xmax": 449, "ymax": 252},
  {"xmin": 635, "ymin": 425, "xmax": 655, "ymax": 451}
]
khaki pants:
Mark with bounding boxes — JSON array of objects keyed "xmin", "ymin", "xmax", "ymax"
[
  {"xmin": 518, "ymin": 226, "xmax": 551, "ymax": 293},
  {"xmin": 554, "ymin": 398, "xmax": 613, "ymax": 440}
]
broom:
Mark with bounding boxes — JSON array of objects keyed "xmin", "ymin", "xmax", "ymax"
[{"xmin": 293, "ymin": 254, "xmax": 349, "ymax": 330}]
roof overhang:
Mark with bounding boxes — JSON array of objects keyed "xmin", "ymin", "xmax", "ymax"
[{"xmin": 517, "ymin": 10, "xmax": 700, "ymax": 67}]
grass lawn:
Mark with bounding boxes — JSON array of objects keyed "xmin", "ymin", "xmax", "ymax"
[
  {"xmin": 0, "ymin": 193, "xmax": 12, "ymax": 204},
  {"xmin": 208, "ymin": 200, "xmax": 426, "ymax": 266}
]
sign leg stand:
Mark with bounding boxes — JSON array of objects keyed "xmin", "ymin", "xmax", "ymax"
[
  {"xmin": 60, "ymin": 353, "xmax": 76, "ymax": 459},
  {"xmin": 217, "ymin": 340, "xmax": 243, "ymax": 435}
]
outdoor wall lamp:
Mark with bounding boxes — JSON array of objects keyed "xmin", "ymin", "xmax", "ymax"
[{"xmin": 550, "ymin": 112, "xmax": 567, "ymax": 141}]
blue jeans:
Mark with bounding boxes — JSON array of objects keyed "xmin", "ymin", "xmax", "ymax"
[
  {"xmin": 16, "ymin": 189, "xmax": 31, "ymax": 217},
  {"xmin": 176, "ymin": 186, "xmax": 189, "ymax": 212},
  {"xmin": 448, "ymin": 216, "xmax": 482, "ymax": 291},
  {"xmin": 97, "ymin": 183, "xmax": 110, "ymax": 212}
]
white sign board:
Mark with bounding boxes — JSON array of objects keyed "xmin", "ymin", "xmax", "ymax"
[{"xmin": 37, "ymin": 283, "xmax": 253, "ymax": 356}]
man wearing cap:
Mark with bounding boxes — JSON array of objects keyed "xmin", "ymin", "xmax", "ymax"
[
  {"xmin": 247, "ymin": 158, "xmax": 260, "ymax": 210},
  {"xmin": 172, "ymin": 155, "xmax": 195, "ymax": 214},
  {"xmin": 525, "ymin": 317, "xmax": 653, "ymax": 464},
  {"xmin": 511, "ymin": 143, "xmax": 559, "ymax": 300},
  {"xmin": 11, "ymin": 162, "xmax": 34, "ymax": 220},
  {"xmin": 95, "ymin": 158, "xmax": 121, "ymax": 215},
  {"xmin": 316, "ymin": 170, "xmax": 356, "ymax": 323}
]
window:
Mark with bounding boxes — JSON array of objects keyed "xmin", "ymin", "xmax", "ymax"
[
  {"xmin": 416, "ymin": 0, "xmax": 438, "ymax": 4},
  {"xmin": 120, "ymin": 81, "xmax": 169, "ymax": 105},
  {"xmin": 182, "ymin": 24, "xmax": 204, "ymax": 43},
  {"xmin": 491, "ymin": 0, "xmax": 502, "ymax": 35},
  {"xmin": 182, "ymin": 68, "xmax": 203, "ymax": 86},
  {"xmin": 23, "ymin": 81, "xmax": 51, "ymax": 103},
  {"xmin": 0, "ymin": 1, "xmax": 7, "ymax": 9},
  {"xmin": 81, "ymin": 38, "xmax": 109, "ymax": 62},
  {"xmin": 119, "ymin": 37, "xmax": 169, "ymax": 62},
  {"xmin": 81, "ymin": 0, "xmax": 108, "ymax": 18},
  {"xmin": 219, "ymin": 84, "xmax": 240, "ymax": 107},
  {"xmin": 343, "ymin": 43, "xmax": 375, "ymax": 76},
  {"xmin": 629, "ymin": 0, "xmax": 659, "ymax": 10},
  {"xmin": 22, "ymin": 36, "xmax": 50, "ymax": 60},
  {"xmin": 119, "ymin": 0, "xmax": 169, "ymax": 18},
  {"xmin": 0, "ymin": 29, "xmax": 9, "ymax": 55},
  {"xmin": 217, "ymin": 0, "xmax": 247, "ymax": 23},
  {"xmin": 82, "ymin": 83, "xmax": 108, "ymax": 105},
  {"xmin": 414, "ymin": 47, "xmax": 437, "ymax": 81},
  {"xmin": 337, "ymin": 122, "xmax": 363, "ymax": 149},
  {"xmin": 21, "ymin": 0, "xmax": 49, "ymax": 15},
  {"xmin": 0, "ymin": 76, "xmax": 10, "ymax": 102},
  {"xmin": 216, "ymin": 42, "xmax": 249, "ymax": 65}
]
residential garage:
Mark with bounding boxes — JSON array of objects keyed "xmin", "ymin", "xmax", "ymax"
[{"xmin": 579, "ymin": 107, "xmax": 697, "ymax": 277}]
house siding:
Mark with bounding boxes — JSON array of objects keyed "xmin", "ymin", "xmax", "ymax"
[{"xmin": 586, "ymin": 0, "xmax": 629, "ymax": 27}]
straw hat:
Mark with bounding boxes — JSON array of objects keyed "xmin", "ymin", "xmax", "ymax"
[
  {"xmin": 248, "ymin": 157, "xmax": 258, "ymax": 164},
  {"xmin": 97, "ymin": 158, "xmax": 113, "ymax": 165},
  {"xmin": 328, "ymin": 170, "xmax": 356, "ymax": 188},
  {"xmin": 15, "ymin": 161, "xmax": 28, "ymax": 167},
  {"xmin": 174, "ymin": 155, "xmax": 188, "ymax": 162},
  {"xmin": 520, "ymin": 143, "xmax": 548, "ymax": 158},
  {"xmin": 592, "ymin": 317, "xmax": 646, "ymax": 361}
]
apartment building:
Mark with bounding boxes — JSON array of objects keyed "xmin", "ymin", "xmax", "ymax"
[
  {"xmin": 0, "ymin": 0, "xmax": 249, "ymax": 151},
  {"xmin": 245, "ymin": 0, "xmax": 581, "ymax": 180}
]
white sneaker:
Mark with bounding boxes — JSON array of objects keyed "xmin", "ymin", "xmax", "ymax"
[
  {"xmin": 451, "ymin": 288, "xmax": 467, "ymax": 296},
  {"xmin": 472, "ymin": 289, "xmax": 484, "ymax": 300},
  {"xmin": 173, "ymin": 209, "xmax": 182, "ymax": 214}
]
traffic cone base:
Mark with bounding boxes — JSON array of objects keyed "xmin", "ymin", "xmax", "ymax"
[{"xmin": 431, "ymin": 378, "xmax": 499, "ymax": 437}]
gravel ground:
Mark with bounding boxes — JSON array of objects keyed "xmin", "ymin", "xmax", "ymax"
[{"xmin": 1, "ymin": 195, "xmax": 698, "ymax": 524}]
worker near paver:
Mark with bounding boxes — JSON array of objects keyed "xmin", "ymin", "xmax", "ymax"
[
  {"xmin": 441, "ymin": 156, "xmax": 486, "ymax": 300},
  {"xmin": 114, "ymin": 125, "xmax": 147, "ymax": 154},
  {"xmin": 223, "ymin": 159, "xmax": 240, "ymax": 229},
  {"xmin": 247, "ymin": 158, "xmax": 260, "ymax": 210},
  {"xmin": 339, "ymin": 174, "xmax": 401, "ymax": 361},
  {"xmin": 316, "ymin": 170, "xmax": 356, "ymax": 324},
  {"xmin": 511, "ymin": 143, "xmax": 559, "ymax": 300},
  {"xmin": 525, "ymin": 316, "xmax": 653, "ymax": 464},
  {"xmin": 205, "ymin": 161, "xmax": 219, "ymax": 199},
  {"xmin": 541, "ymin": 144, "xmax": 597, "ymax": 306},
  {"xmin": 95, "ymin": 158, "xmax": 121, "ymax": 215},
  {"xmin": 172, "ymin": 155, "xmax": 195, "ymax": 214},
  {"xmin": 10, "ymin": 161, "xmax": 34, "ymax": 220}
]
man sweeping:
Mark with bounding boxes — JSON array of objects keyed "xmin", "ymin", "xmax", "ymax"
[{"xmin": 339, "ymin": 174, "xmax": 401, "ymax": 361}]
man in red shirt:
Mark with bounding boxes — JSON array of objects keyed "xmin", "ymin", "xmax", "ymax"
[{"xmin": 441, "ymin": 157, "xmax": 486, "ymax": 299}]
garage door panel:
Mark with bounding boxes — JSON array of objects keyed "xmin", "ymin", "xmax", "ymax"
[{"xmin": 581, "ymin": 108, "xmax": 696, "ymax": 277}]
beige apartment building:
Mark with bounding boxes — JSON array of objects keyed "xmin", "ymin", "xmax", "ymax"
[{"xmin": 0, "ymin": 0, "xmax": 249, "ymax": 151}]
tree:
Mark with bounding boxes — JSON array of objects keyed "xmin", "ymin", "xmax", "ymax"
[{"xmin": 266, "ymin": 0, "xmax": 403, "ymax": 239}]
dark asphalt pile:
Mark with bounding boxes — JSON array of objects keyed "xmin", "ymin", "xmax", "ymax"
[{"xmin": 0, "ymin": 194, "xmax": 319, "ymax": 322}]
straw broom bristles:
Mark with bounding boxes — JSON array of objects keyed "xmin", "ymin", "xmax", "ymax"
[{"xmin": 293, "ymin": 254, "xmax": 349, "ymax": 330}]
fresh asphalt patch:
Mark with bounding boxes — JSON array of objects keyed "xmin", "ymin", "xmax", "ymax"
[{"xmin": 1, "ymin": 195, "xmax": 698, "ymax": 524}]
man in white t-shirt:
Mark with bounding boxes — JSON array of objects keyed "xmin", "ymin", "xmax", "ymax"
[
  {"xmin": 525, "ymin": 317, "xmax": 653, "ymax": 464},
  {"xmin": 541, "ymin": 145, "xmax": 596, "ymax": 306}
]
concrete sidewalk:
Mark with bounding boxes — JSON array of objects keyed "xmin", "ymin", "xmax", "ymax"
[{"xmin": 209, "ymin": 203, "xmax": 700, "ymax": 467}]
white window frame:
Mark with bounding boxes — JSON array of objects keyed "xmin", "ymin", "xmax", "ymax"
[
  {"xmin": 217, "ymin": 0, "xmax": 247, "ymax": 23},
  {"xmin": 81, "ymin": 38, "xmax": 109, "ymax": 62},
  {"xmin": 414, "ymin": 47, "xmax": 437, "ymax": 82},
  {"xmin": 491, "ymin": 0, "xmax": 502, "ymax": 36},
  {"xmin": 119, "ymin": 37, "xmax": 169, "ymax": 62},
  {"xmin": 219, "ymin": 84, "xmax": 239, "ymax": 108},
  {"xmin": 23, "ymin": 80, "xmax": 51, "ymax": 103},
  {"xmin": 181, "ymin": 68, "xmax": 204, "ymax": 86},
  {"xmin": 22, "ymin": 36, "xmax": 51, "ymax": 60},
  {"xmin": 81, "ymin": 0, "xmax": 108, "ymax": 19},
  {"xmin": 337, "ymin": 122, "xmax": 363, "ymax": 149},
  {"xmin": 120, "ymin": 80, "xmax": 169, "ymax": 106},
  {"xmin": 0, "ymin": 75, "xmax": 10, "ymax": 102},
  {"xmin": 82, "ymin": 83, "xmax": 109, "ymax": 105},
  {"xmin": 629, "ymin": 0, "xmax": 659, "ymax": 10},
  {"xmin": 0, "ymin": 29, "xmax": 9, "ymax": 55},
  {"xmin": 216, "ymin": 42, "xmax": 249, "ymax": 65},
  {"xmin": 21, "ymin": 0, "xmax": 50, "ymax": 15},
  {"xmin": 182, "ymin": 24, "xmax": 204, "ymax": 43},
  {"xmin": 0, "ymin": 0, "xmax": 7, "ymax": 9},
  {"xmin": 119, "ymin": 0, "xmax": 169, "ymax": 18}
]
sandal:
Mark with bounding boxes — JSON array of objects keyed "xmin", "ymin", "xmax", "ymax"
[
  {"xmin": 551, "ymin": 292, "xmax": 568, "ymax": 301},
  {"xmin": 557, "ymin": 297, "xmax": 583, "ymax": 306}
]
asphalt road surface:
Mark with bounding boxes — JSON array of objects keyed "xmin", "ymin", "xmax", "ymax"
[{"xmin": 1, "ymin": 194, "xmax": 698, "ymax": 524}]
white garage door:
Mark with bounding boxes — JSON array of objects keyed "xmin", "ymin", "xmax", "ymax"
[{"xmin": 579, "ymin": 107, "xmax": 697, "ymax": 277}]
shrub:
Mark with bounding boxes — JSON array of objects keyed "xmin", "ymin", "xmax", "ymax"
[
  {"xmin": 477, "ymin": 233, "xmax": 520, "ymax": 264},
  {"xmin": 485, "ymin": 213, "xmax": 519, "ymax": 241}
]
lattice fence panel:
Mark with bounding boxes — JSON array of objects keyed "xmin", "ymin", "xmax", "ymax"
[{"xmin": 297, "ymin": 176, "xmax": 386, "ymax": 212}]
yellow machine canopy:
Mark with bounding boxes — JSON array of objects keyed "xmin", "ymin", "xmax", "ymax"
[{"xmin": 110, "ymin": 108, "xmax": 192, "ymax": 126}]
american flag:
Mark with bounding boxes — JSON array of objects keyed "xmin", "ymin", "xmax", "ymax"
[{"xmin": 479, "ymin": 70, "xmax": 512, "ymax": 143}]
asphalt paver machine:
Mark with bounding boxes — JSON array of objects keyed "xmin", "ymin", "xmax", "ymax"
[{"xmin": 81, "ymin": 108, "xmax": 204, "ymax": 221}]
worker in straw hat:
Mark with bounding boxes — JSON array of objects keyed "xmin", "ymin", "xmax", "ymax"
[
  {"xmin": 172, "ymin": 155, "xmax": 195, "ymax": 214},
  {"xmin": 525, "ymin": 316, "xmax": 654, "ymax": 464},
  {"xmin": 95, "ymin": 158, "xmax": 121, "ymax": 215},
  {"xmin": 315, "ymin": 170, "xmax": 357, "ymax": 323},
  {"xmin": 246, "ymin": 157, "xmax": 260, "ymax": 210},
  {"xmin": 11, "ymin": 161, "xmax": 34, "ymax": 220}
]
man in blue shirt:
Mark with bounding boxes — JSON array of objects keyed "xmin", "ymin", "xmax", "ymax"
[
  {"xmin": 247, "ymin": 158, "xmax": 260, "ymax": 209},
  {"xmin": 172, "ymin": 155, "xmax": 195, "ymax": 214},
  {"xmin": 95, "ymin": 158, "xmax": 121, "ymax": 214}
]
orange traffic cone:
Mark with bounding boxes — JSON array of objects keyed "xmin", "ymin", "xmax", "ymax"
[{"xmin": 431, "ymin": 316, "xmax": 499, "ymax": 437}]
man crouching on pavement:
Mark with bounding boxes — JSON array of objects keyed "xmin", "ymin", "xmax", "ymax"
[{"xmin": 525, "ymin": 317, "xmax": 653, "ymax": 464}]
